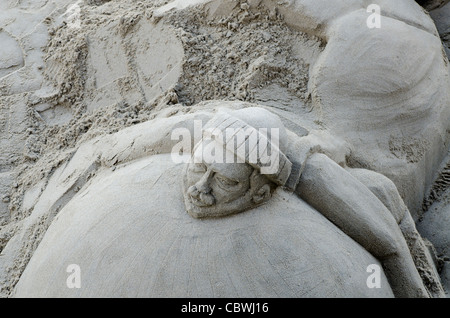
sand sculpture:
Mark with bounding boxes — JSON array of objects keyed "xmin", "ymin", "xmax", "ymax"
[{"xmin": 10, "ymin": 105, "xmax": 445, "ymax": 297}]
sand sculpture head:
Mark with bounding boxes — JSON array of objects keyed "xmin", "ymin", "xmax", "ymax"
[{"xmin": 182, "ymin": 107, "xmax": 292, "ymax": 218}]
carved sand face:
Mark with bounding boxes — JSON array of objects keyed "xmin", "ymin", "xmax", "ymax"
[{"xmin": 183, "ymin": 140, "xmax": 273, "ymax": 218}]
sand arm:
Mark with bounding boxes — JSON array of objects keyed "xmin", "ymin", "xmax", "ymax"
[
  {"xmin": 348, "ymin": 168, "xmax": 446, "ymax": 298},
  {"xmin": 98, "ymin": 112, "xmax": 213, "ymax": 168},
  {"xmin": 295, "ymin": 153, "xmax": 428, "ymax": 297}
]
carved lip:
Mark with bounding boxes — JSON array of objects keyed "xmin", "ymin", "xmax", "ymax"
[{"xmin": 187, "ymin": 194, "xmax": 214, "ymax": 208}]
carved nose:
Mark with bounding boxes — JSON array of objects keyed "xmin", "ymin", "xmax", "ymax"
[{"xmin": 195, "ymin": 170, "xmax": 213, "ymax": 194}]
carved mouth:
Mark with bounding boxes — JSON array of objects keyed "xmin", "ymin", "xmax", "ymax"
[{"xmin": 188, "ymin": 194, "xmax": 214, "ymax": 207}]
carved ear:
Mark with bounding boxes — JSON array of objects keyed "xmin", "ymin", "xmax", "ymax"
[{"xmin": 252, "ymin": 184, "xmax": 272, "ymax": 204}]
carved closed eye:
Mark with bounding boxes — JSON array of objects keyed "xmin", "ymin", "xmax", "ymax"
[{"xmin": 215, "ymin": 174, "xmax": 239, "ymax": 187}]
